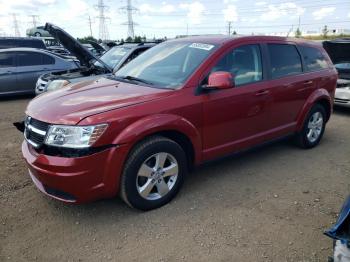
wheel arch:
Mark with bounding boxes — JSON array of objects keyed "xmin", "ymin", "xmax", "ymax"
[
  {"xmin": 296, "ymin": 89, "xmax": 332, "ymax": 131},
  {"xmin": 113, "ymin": 114, "xmax": 202, "ymax": 167}
]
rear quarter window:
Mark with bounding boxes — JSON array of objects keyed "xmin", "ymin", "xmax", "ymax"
[
  {"xmin": 299, "ymin": 45, "xmax": 329, "ymax": 71},
  {"xmin": 267, "ymin": 44, "xmax": 302, "ymax": 79},
  {"xmin": 42, "ymin": 54, "xmax": 55, "ymax": 65}
]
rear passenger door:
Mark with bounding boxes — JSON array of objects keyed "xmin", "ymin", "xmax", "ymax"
[
  {"xmin": 0, "ymin": 52, "xmax": 17, "ymax": 94},
  {"xmin": 265, "ymin": 43, "xmax": 316, "ymax": 131},
  {"xmin": 15, "ymin": 51, "xmax": 55, "ymax": 93}
]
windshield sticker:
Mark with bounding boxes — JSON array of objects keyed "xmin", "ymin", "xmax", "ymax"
[{"xmin": 189, "ymin": 43, "xmax": 214, "ymax": 51}]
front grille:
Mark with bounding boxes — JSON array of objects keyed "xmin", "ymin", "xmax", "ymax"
[{"xmin": 24, "ymin": 116, "xmax": 50, "ymax": 148}]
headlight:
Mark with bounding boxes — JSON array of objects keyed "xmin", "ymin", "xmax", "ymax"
[
  {"xmin": 45, "ymin": 124, "xmax": 108, "ymax": 148},
  {"xmin": 47, "ymin": 80, "xmax": 70, "ymax": 92}
]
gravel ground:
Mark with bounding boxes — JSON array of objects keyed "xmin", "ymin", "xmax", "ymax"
[{"xmin": 0, "ymin": 97, "xmax": 349, "ymax": 262}]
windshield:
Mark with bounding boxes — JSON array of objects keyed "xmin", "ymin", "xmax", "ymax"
[
  {"xmin": 95, "ymin": 46, "xmax": 130, "ymax": 68},
  {"xmin": 335, "ymin": 63, "xmax": 350, "ymax": 70},
  {"xmin": 115, "ymin": 41, "xmax": 217, "ymax": 88}
]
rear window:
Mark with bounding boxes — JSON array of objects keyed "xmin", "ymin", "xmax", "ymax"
[
  {"xmin": 0, "ymin": 53, "xmax": 15, "ymax": 67},
  {"xmin": 299, "ymin": 45, "xmax": 328, "ymax": 71},
  {"xmin": 268, "ymin": 44, "xmax": 302, "ymax": 79},
  {"xmin": 17, "ymin": 52, "xmax": 43, "ymax": 66}
]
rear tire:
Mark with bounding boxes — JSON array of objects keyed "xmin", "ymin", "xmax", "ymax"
[
  {"xmin": 295, "ymin": 104, "xmax": 326, "ymax": 149},
  {"xmin": 120, "ymin": 136, "xmax": 187, "ymax": 211},
  {"xmin": 34, "ymin": 32, "xmax": 41, "ymax": 37}
]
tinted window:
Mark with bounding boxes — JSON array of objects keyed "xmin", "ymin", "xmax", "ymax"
[
  {"xmin": 211, "ymin": 44, "xmax": 263, "ymax": 86},
  {"xmin": 299, "ymin": 46, "xmax": 328, "ymax": 71},
  {"xmin": 42, "ymin": 54, "xmax": 55, "ymax": 65},
  {"xmin": 268, "ymin": 44, "xmax": 302, "ymax": 79},
  {"xmin": 0, "ymin": 53, "xmax": 15, "ymax": 67},
  {"xmin": 17, "ymin": 52, "xmax": 42, "ymax": 66}
]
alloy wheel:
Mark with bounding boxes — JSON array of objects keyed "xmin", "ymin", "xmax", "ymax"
[
  {"xmin": 136, "ymin": 152, "xmax": 179, "ymax": 201},
  {"xmin": 306, "ymin": 111, "xmax": 324, "ymax": 143}
]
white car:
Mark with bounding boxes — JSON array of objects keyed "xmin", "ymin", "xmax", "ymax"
[
  {"xmin": 335, "ymin": 78, "xmax": 350, "ymax": 107},
  {"xmin": 323, "ymin": 40, "xmax": 350, "ymax": 108}
]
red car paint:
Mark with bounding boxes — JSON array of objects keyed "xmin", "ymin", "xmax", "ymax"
[{"xmin": 22, "ymin": 36, "xmax": 337, "ymax": 203}]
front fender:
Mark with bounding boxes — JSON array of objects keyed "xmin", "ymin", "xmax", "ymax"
[
  {"xmin": 296, "ymin": 88, "xmax": 332, "ymax": 131},
  {"xmin": 112, "ymin": 114, "xmax": 202, "ymax": 164}
]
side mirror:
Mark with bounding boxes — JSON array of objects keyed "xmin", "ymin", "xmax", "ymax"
[{"xmin": 205, "ymin": 71, "xmax": 235, "ymax": 90}]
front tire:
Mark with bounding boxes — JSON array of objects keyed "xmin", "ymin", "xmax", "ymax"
[
  {"xmin": 34, "ymin": 32, "xmax": 42, "ymax": 37},
  {"xmin": 295, "ymin": 104, "xmax": 326, "ymax": 149},
  {"xmin": 120, "ymin": 136, "xmax": 187, "ymax": 211}
]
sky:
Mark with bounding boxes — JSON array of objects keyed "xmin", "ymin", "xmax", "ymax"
[{"xmin": 0, "ymin": 0, "xmax": 349, "ymax": 40}]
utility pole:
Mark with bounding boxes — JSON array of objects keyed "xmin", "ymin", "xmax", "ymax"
[
  {"xmin": 28, "ymin": 15, "xmax": 39, "ymax": 28},
  {"xmin": 87, "ymin": 15, "xmax": 93, "ymax": 37},
  {"xmin": 227, "ymin": 21, "xmax": 232, "ymax": 35},
  {"xmin": 95, "ymin": 0, "xmax": 110, "ymax": 40},
  {"xmin": 120, "ymin": 0, "xmax": 138, "ymax": 39},
  {"xmin": 11, "ymin": 13, "xmax": 20, "ymax": 37}
]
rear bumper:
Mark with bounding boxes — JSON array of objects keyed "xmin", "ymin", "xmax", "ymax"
[
  {"xmin": 22, "ymin": 141, "xmax": 127, "ymax": 203},
  {"xmin": 334, "ymin": 88, "xmax": 350, "ymax": 107}
]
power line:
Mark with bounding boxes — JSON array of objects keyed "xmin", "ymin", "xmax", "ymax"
[
  {"xmin": 119, "ymin": 0, "xmax": 138, "ymax": 38},
  {"xmin": 95, "ymin": 0, "xmax": 110, "ymax": 40},
  {"xmin": 28, "ymin": 15, "xmax": 40, "ymax": 28},
  {"xmin": 11, "ymin": 13, "xmax": 20, "ymax": 37},
  {"xmin": 138, "ymin": 20, "xmax": 350, "ymax": 30},
  {"xmin": 87, "ymin": 15, "xmax": 93, "ymax": 37}
]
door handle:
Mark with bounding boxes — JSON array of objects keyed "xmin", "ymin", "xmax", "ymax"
[
  {"xmin": 303, "ymin": 80, "xmax": 313, "ymax": 85},
  {"xmin": 255, "ymin": 90, "xmax": 269, "ymax": 96}
]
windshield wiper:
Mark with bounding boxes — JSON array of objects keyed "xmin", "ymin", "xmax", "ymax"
[{"xmin": 120, "ymin": 75, "xmax": 154, "ymax": 86}]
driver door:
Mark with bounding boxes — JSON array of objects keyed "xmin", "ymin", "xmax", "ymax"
[{"xmin": 201, "ymin": 44, "xmax": 273, "ymax": 160}]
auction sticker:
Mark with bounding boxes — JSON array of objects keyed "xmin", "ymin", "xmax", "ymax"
[{"xmin": 189, "ymin": 43, "xmax": 214, "ymax": 51}]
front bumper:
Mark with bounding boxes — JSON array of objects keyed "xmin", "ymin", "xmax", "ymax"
[{"xmin": 22, "ymin": 141, "xmax": 127, "ymax": 203}]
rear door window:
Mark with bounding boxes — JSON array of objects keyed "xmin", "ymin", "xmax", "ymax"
[
  {"xmin": 267, "ymin": 44, "xmax": 302, "ymax": 79},
  {"xmin": 0, "ymin": 53, "xmax": 15, "ymax": 67},
  {"xmin": 299, "ymin": 45, "xmax": 328, "ymax": 71},
  {"xmin": 17, "ymin": 52, "xmax": 42, "ymax": 66}
]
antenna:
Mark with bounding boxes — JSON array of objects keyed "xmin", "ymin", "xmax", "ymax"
[
  {"xmin": 11, "ymin": 13, "xmax": 20, "ymax": 37},
  {"xmin": 95, "ymin": 0, "xmax": 110, "ymax": 40},
  {"xmin": 120, "ymin": 0, "xmax": 138, "ymax": 39},
  {"xmin": 28, "ymin": 15, "xmax": 40, "ymax": 28}
]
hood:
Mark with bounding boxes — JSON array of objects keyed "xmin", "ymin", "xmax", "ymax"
[
  {"xmin": 87, "ymin": 41, "xmax": 106, "ymax": 53},
  {"xmin": 323, "ymin": 40, "xmax": 350, "ymax": 65},
  {"xmin": 44, "ymin": 23, "xmax": 112, "ymax": 72},
  {"xmin": 26, "ymin": 77, "xmax": 172, "ymax": 125}
]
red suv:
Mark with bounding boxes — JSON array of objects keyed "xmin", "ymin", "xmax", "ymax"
[{"xmin": 22, "ymin": 36, "xmax": 337, "ymax": 210}]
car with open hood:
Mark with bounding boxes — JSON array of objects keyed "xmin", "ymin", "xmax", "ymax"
[
  {"xmin": 35, "ymin": 23, "xmax": 156, "ymax": 95},
  {"xmin": 21, "ymin": 35, "xmax": 337, "ymax": 210},
  {"xmin": 323, "ymin": 39, "xmax": 350, "ymax": 107}
]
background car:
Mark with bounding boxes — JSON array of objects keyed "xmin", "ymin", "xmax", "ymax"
[
  {"xmin": 35, "ymin": 23, "xmax": 156, "ymax": 95},
  {"xmin": 325, "ymin": 195, "xmax": 350, "ymax": 261},
  {"xmin": 26, "ymin": 26, "xmax": 51, "ymax": 37},
  {"xmin": 0, "ymin": 37, "xmax": 46, "ymax": 49},
  {"xmin": 323, "ymin": 39, "xmax": 350, "ymax": 108},
  {"xmin": 0, "ymin": 48, "xmax": 78, "ymax": 96}
]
